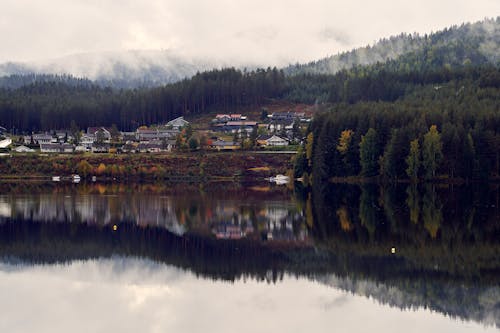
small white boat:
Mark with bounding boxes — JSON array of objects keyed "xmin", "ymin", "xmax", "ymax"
[
  {"xmin": 72, "ymin": 174, "xmax": 81, "ymax": 183},
  {"xmin": 52, "ymin": 176, "xmax": 61, "ymax": 182},
  {"xmin": 269, "ymin": 174, "xmax": 290, "ymax": 185}
]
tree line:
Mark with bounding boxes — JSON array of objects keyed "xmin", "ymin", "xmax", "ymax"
[{"xmin": 294, "ymin": 72, "xmax": 499, "ymax": 181}]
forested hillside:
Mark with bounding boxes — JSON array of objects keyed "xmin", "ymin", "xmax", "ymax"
[
  {"xmin": 287, "ymin": 17, "xmax": 499, "ymax": 76},
  {"xmin": 293, "ymin": 69, "xmax": 500, "ymax": 181}
]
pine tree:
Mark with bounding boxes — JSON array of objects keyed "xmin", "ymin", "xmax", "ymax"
[
  {"xmin": 359, "ymin": 128, "xmax": 379, "ymax": 177},
  {"xmin": 406, "ymin": 139, "xmax": 421, "ymax": 181}
]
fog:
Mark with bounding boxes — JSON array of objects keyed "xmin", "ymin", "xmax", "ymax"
[{"xmin": 0, "ymin": 0, "xmax": 498, "ymax": 66}]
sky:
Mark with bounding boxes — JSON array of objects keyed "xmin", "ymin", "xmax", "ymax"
[{"xmin": 0, "ymin": 0, "xmax": 498, "ymax": 65}]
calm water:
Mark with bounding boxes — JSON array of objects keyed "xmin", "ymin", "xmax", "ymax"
[{"xmin": 0, "ymin": 181, "xmax": 498, "ymax": 332}]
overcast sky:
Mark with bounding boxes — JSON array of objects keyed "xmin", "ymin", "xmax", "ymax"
[{"xmin": 0, "ymin": 0, "xmax": 498, "ymax": 65}]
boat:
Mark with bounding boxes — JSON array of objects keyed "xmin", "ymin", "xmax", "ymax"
[
  {"xmin": 52, "ymin": 176, "xmax": 61, "ymax": 182},
  {"xmin": 72, "ymin": 174, "xmax": 81, "ymax": 183},
  {"xmin": 269, "ymin": 174, "xmax": 290, "ymax": 185}
]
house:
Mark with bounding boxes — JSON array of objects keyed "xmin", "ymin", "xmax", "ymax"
[
  {"xmin": 40, "ymin": 143, "xmax": 74, "ymax": 153},
  {"xmin": 210, "ymin": 140, "xmax": 240, "ymax": 151},
  {"xmin": 268, "ymin": 119, "xmax": 294, "ymax": 133},
  {"xmin": 74, "ymin": 145, "xmax": 89, "ymax": 153},
  {"xmin": 271, "ymin": 112, "xmax": 295, "ymax": 121},
  {"xmin": 166, "ymin": 117, "xmax": 189, "ymax": 130},
  {"xmin": 136, "ymin": 128, "xmax": 177, "ymax": 142},
  {"xmin": 32, "ymin": 134, "xmax": 54, "ymax": 145},
  {"xmin": 87, "ymin": 127, "xmax": 111, "ymax": 143},
  {"xmin": 0, "ymin": 137, "xmax": 12, "ymax": 149},
  {"xmin": 91, "ymin": 144, "xmax": 110, "ymax": 153},
  {"xmin": 137, "ymin": 141, "xmax": 163, "ymax": 153},
  {"xmin": 222, "ymin": 121, "xmax": 258, "ymax": 134},
  {"xmin": 257, "ymin": 135, "xmax": 289, "ymax": 146},
  {"xmin": 80, "ymin": 134, "xmax": 95, "ymax": 149},
  {"xmin": 215, "ymin": 114, "xmax": 231, "ymax": 123},
  {"xmin": 13, "ymin": 145, "xmax": 35, "ymax": 153}
]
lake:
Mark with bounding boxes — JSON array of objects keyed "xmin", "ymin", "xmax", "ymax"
[{"xmin": 0, "ymin": 181, "xmax": 498, "ymax": 332}]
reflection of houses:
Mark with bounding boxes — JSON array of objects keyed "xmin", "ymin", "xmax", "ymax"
[
  {"xmin": 212, "ymin": 222, "xmax": 254, "ymax": 239},
  {"xmin": 213, "ymin": 223, "xmax": 244, "ymax": 239}
]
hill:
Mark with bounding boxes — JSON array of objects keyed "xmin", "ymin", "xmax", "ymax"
[{"xmin": 286, "ymin": 17, "xmax": 499, "ymax": 76}]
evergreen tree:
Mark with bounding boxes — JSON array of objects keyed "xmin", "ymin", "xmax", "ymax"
[
  {"xmin": 359, "ymin": 128, "xmax": 379, "ymax": 177},
  {"xmin": 406, "ymin": 139, "xmax": 421, "ymax": 181},
  {"xmin": 422, "ymin": 125, "xmax": 443, "ymax": 179}
]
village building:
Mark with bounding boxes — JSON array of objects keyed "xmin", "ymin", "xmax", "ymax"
[
  {"xmin": 13, "ymin": 145, "xmax": 35, "ymax": 153},
  {"xmin": 218, "ymin": 121, "xmax": 258, "ymax": 134},
  {"xmin": 29, "ymin": 133, "xmax": 55, "ymax": 145},
  {"xmin": 91, "ymin": 144, "xmax": 110, "ymax": 153},
  {"xmin": 210, "ymin": 140, "xmax": 240, "ymax": 151},
  {"xmin": 0, "ymin": 137, "xmax": 12, "ymax": 149},
  {"xmin": 87, "ymin": 127, "xmax": 111, "ymax": 143},
  {"xmin": 166, "ymin": 117, "xmax": 189, "ymax": 130},
  {"xmin": 136, "ymin": 128, "xmax": 177, "ymax": 142},
  {"xmin": 257, "ymin": 135, "xmax": 289, "ymax": 146},
  {"xmin": 80, "ymin": 134, "xmax": 95, "ymax": 150},
  {"xmin": 40, "ymin": 143, "xmax": 74, "ymax": 153}
]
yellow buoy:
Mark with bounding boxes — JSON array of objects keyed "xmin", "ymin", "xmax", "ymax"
[
  {"xmin": 113, "ymin": 225, "xmax": 118, "ymax": 231},
  {"xmin": 391, "ymin": 247, "xmax": 396, "ymax": 254}
]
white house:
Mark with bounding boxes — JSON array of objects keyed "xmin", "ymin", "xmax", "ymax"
[
  {"xmin": 266, "ymin": 135, "xmax": 289, "ymax": 146},
  {"xmin": 0, "ymin": 137, "xmax": 12, "ymax": 148},
  {"xmin": 40, "ymin": 143, "xmax": 74, "ymax": 153},
  {"xmin": 80, "ymin": 134, "xmax": 95, "ymax": 149},
  {"xmin": 167, "ymin": 117, "xmax": 189, "ymax": 130},
  {"xmin": 87, "ymin": 127, "xmax": 111, "ymax": 143},
  {"xmin": 32, "ymin": 134, "xmax": 54, "ymax": 144},
  {"xmin": 13, "ymin": 145, "xmax": 35, "ymax": 153}
]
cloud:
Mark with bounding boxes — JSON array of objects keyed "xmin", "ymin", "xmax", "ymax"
[
  {"xmin": 318, "ymin": 28, "xmax": 352, "ymax": 45},
  {"xmin": 0, "ymin": 0, "xmax": 498, "ymax": 66}
]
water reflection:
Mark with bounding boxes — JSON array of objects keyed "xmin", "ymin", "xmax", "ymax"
[
  {"xmin": 0, "ymin": 181, "xmax": 498, "ymax": 330},
  {"xmin": 0, "ymin": 182, "xmax": 308, "ymax": 242},
  {"xmin": 0, "ymin": 258, "xmax": 497, "ymax": 333}
]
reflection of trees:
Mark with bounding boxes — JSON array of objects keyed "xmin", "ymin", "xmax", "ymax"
[
  {"xmin": 359, "ymin": 185, "xmax": 382, "ymax": 236},
  {"xmin": 406, "ymin": 185, "xmax": 420, "ymax": 225},
  {"xmin": 421, "ymin": 185, "xmax": 442, "ymax": 239}
]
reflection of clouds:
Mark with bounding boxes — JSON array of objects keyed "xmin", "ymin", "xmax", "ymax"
[
  {"xmin": 318, "ymin": 294, "xmax": 349, "ymax": 310},
  {"xmin": 0, "ymin": 201, "xmax": 9, "ymax": 217},
  {"xmin": 0, "ymin": 258, "xmax": 496, "ymax": 333}
]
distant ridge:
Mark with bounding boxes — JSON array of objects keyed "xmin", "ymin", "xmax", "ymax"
[
  {"xmin": 0, "ymin": 50, "xmax": 241, "ymax": 89},
  {"xmin": 286, "ymin": 17, "xmax": 499, "ymax": 75}
]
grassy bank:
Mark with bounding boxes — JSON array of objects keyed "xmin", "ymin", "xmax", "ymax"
[{"xmin": 0, "ymin": 152, "xmax": 292, "ymax": 181}]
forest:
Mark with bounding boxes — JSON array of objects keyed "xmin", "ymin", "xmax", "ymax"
[{"xmin": 293, "ymin": 69, "xmax": 499, "ymax": 181}]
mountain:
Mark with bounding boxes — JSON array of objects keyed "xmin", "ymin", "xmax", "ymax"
[
  {"xmin": 0, "ymin": 50, "xmax": 241, "ymax": 89},
  {"xmin": 286, "ymin": 17, "xmax": 500, "ymax": 75}
]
